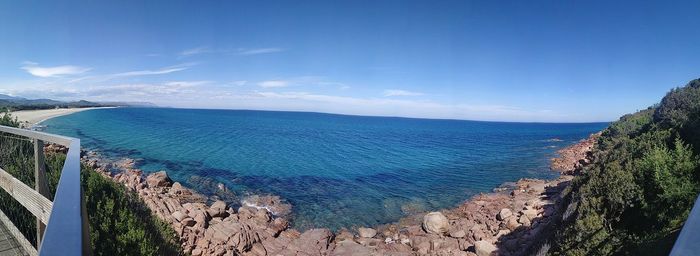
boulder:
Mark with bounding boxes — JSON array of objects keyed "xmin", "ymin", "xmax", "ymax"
[
  {"xmin": 146, "ymin": 171, "xmax": 172, "ymax": 188},
  {"xmin": 518, "ymin": 215, "xmax": 531, "ymax": 226},
  {"xmin": 172, "ymin": 211, "xmax": 186, "ymax": 222},
  {"xmin": 208, "ymin": 200, "xmax": 229, "ymax": 218},
  {"xmin": 422, "ymin": 212, "xmax": 449, "ymax": 235},
  {"xmin": 497, "ymin": 208, "xmax": 512, "ymax": 221},
  {"xmin": 181, "ymin": 217, "xmax": 195, "ymax": 227},
  {"xmin": 358, "ymin": 227, "xmax": 377, "ymax": 238},
  {"xmin": 474, "ymin": 240, "xmax": 497, "ymax": 256},
  {"xmin": 332, "ymin": 240, "xmax": 373, "ymax": 256},
  {"xmin": 449, "ymin": 230, "xmax": 466, "ymax": 238},
  {"xmin": 505, "ymin": 217, "xmax": 520, "ymax": 231},
  {"xmin": 521, "ymin": 209, "xmax": 538, "ymax": 220}
]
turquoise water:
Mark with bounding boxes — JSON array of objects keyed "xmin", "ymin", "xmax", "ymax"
[{"xmin": 43, "ymin": 108, "xmax": 607, "ymax": 230}]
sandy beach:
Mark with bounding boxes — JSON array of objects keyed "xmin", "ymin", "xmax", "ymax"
[{"xmin": 11, "ymin": 107, "xmax": 114, "ymax": 128}]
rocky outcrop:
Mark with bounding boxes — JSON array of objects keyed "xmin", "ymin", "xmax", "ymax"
[{"xmin": 550, "ymin": 132, "xmax": 600, "ymax": 175}]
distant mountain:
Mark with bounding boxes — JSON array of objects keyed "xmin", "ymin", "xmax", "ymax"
[
  {"xmin": 96, "ymin": 101, "xmax": 158, "ymax": 107},
  {"xmin": 0, "ymin": 94, "xmax": 27, "ymax": 101},
  {"xmin": 0, "ymin": 94, "xmax": 155, "ymax": 110}
]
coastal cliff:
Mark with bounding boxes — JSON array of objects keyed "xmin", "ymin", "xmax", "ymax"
[{"xmin": 71, "ymin": 131, "xmax": 596, "ymax": 256}]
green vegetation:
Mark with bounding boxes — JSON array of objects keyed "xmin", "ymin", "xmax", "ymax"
[
  {"xmin": 551, "ymin": 79, "xmax": 700, "ymax": 255},
  {"xmin": 0, "ymin": 112, "xmax": 180, "ymax": 255}
]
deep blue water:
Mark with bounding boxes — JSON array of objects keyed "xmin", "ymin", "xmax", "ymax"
[{"xmin": 43, "ymin": 108, "xmax": 607, "ymax": 230}]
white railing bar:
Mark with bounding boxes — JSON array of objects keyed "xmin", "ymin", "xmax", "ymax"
[{"xmin": 0, "ymin": 126, "xmax": 72, "ymax": 147}]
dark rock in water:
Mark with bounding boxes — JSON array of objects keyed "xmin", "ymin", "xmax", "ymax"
[
  {"xmin": 241, "ymin": 194, "xmax": 292, "ymax": 217},
  {"xmin": 187, "ymin": 175, "xmax": 239, "ymax": 203}
]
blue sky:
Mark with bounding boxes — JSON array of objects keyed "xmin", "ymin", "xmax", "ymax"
[{"xmin": 1, "ymin": 1, "xmax": 699, "ymax": 122}]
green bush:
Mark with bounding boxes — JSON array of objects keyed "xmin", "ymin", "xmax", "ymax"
[
  {"xmin": 0, "ymin": 113, "xmax": 179, "ymax": 255},
  {"xmin": 551, "ymin": 79, "xmax": 700, "ymax": 255}
]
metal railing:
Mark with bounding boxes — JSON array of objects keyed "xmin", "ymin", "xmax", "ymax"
[
  {"xmin": 0, "ymin": 125, "xmax": 89, "ymax": 255},
  {"xmin": 670, "ymin": 195, "xmax": 700, "ymax": 255}
]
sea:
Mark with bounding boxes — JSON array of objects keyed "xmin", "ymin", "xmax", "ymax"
[{"xmin": 42, "ymin": 107, "xmax": 608, "ymax": 230}]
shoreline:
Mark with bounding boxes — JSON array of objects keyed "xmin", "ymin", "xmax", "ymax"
[
  {"xmin": 10, "ymin": 107, "xmax": 116, "ymax": 128},
  {"xmin": 68, "ymin": 132, "xmax": 599, "ymax": 255}
]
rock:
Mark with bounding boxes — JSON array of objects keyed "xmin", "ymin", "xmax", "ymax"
[
  {"xmin": 358, "ymin": 227, "xmax": 377, "ymax": 238},
  {"xmin": 449, "ymin": 230, "xmax": 466, "ymax": 238},
  {"xmin": 208, "ymin": 200, "xmax": 229, "ymax": 218},
  {"xmin": 332, "ymin": 240, "xmax": 373, "ymax": 256},
  {"xmin": 335, "ymin": 229, "xmax": 355, "ymax": 242},
  {"xmin": 521, "ymin": 209, "xmax": 538, "ymax": 220},
  {"xmin": 181, "ymin": 217, "xmax": 195, "ymax": 227},
  {"xmin": 194, "ymin": 212, "xmax": 209, "ymax": 228},
  {"xmin": 292, "ymin": 229, "xmax": 334, "ymax": 254},
  {"xmin": 242, "ymin": 195, "xmax": 292, "ymax": 216},
  {"xmin": 518, "ymin": 215, "xmax": 531, "ymax": 226},
  {"xmin": 497, "ymin": 208, "xmax": 512, "ymax": 221},
  {"xmin": 191, "ymin": 248, "xmax": 202, "ymax": 256},
  {"xmin": 170, "ymin": 182, "xmax": 191, "ymax": 195},
  {"xmin": 146, "ymin": 171, "xmax": 172, "ymax": 188},
  {"xmin": 505, "ymin": 217, "xmax": 520, "ymax": 231},
  {"xmin": 474, "ymin": 240, "xmax": 497, "ymax": 256},
  {"xmin": 422, "ymin": 212, "xmax": 449, "ymax": 235},
  {"xmin": 172, "ymin": 211, "xmax": 186, "ymax": 222}
]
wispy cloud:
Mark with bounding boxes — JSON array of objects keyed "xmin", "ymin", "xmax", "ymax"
[
  {"xmin": 230, "ymin": 81, "xmax": 248, "ymax": 86},
  {"xmin": 112, "ymin": 66, "xmax": 189, "ymax": 77},
  {"xmin": 383, "ymin": 89, "xmax": 424, "ymax": 97},
  {"xmin": 180, "ymin": 46, "xmax": 211, "ymax": 57},
  {"xmin": 255, "ymin": 76, "xmax": 347, "ymax": 89},
  {"xmin": 258, "ymin": 80, "xmax": 289, "ymax": 88},
  {"xmin": 68, "ymin": 63, "xmax": 195, "ymax": 83},
  {"xmin": 237, "ymin": 48, "xmax": 284, "ymax": 55},
  {"xmin": 21, "ymin": 62, "xmax": 90, "ymax": 77}
]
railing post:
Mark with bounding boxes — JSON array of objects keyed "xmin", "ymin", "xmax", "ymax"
[{"xmin": 34, "ymin": 139, "xmax": 49, "ymax": 248}]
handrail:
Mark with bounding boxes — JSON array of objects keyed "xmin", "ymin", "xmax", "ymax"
[
  {"xmin": 0, "ymin": 125, "xmax": 90, "ymax": 255},
  {"xmin": 670, "ymin": 195, "xmax": 700, "ymax": 255}
]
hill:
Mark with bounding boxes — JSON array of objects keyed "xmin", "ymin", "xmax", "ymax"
[
  {"xmin": 548, "ymin": 79, "xmax": 700, "ymax": 255},
  {"xmin": 0, "ymin": 94, "xmax": 154, "ymax": 110}
]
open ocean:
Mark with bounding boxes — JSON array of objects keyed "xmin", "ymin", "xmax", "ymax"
[{"xmin": 43, "ymin": 107, "xmax": 607, "ymax": 230}]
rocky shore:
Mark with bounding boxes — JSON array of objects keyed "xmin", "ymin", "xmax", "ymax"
[
  {"xmin": 549, "ymin": 132, "xmax": 600, "ymax": 175},
  {"xmin": 60, "ymin": 132, "xmax": 598, "ymax": 256}
]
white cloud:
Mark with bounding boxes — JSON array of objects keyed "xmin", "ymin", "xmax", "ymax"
[
  {"xmin": 113, "ymin": 66, "xmax": 188, "ymax": 77},
  {"xmin": 21, "ymin": 63, "xmax": 90, "ymax": 77},
  {"xmin": 258, "ymin": 80, "xmax": 290, "ymax": 88},
  {"xmin": 383, "ymin": 89, "xmax": 424, "ymax": 97},
  {"xmin": 230, "ymin": 81, "xmax": 248, "ymax": 86},
  {"xmin": 68, "ymin": 63, "xmax": 195, "ymax": 83},
  {"xmin": 237, "ymin": 48, "xmax": 284, "ymax": 55},
  {"xmin": 180, "ymin": 46, "xmax": 211, "ymax": 56},
  {"xmin": 1, "ymin": 81, "xmax": 576, "ymax": 122}
]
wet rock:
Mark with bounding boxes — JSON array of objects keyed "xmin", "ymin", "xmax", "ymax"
[{"xmin": 242, "ymin": 195, "xmax": 292, "ymax": 216}]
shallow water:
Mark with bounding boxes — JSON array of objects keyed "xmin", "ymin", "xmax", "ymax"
[{"xmin": 43, "ymin": 108, "xmax": 607, "ymax": 230}]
